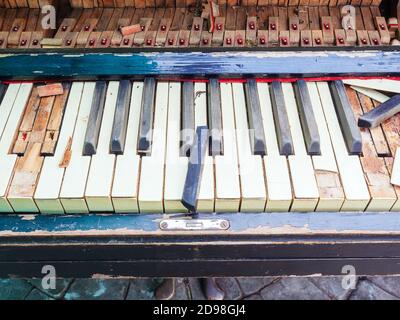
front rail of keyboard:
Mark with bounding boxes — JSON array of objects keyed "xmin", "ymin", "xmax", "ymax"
[{"xmin": 1, "ymin": 212, "xmax": 400, "ymax": 278}]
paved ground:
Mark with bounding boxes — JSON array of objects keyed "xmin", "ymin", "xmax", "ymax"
[{"xmin": 1, "ymin": 276, "xmax": 400, "ymax": 300}]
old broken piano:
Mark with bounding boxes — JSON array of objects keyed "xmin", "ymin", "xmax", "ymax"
[{"xmin": 2, "ymin": 0, "xmax": 400, "ymax": 279}]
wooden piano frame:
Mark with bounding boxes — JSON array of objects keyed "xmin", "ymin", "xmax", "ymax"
[{"xmin": 1, "ymin": 2, "xmax": 400, "ymax": 276}]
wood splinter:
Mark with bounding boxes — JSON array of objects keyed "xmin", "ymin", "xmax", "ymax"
[
  {"xmin": 59, "ymin": 137, "xmax": 72, "ymax": 168},
  {"xmin": 120, "ymin": 24, "xmax": 142, "ymax": 37},
  {"xmin": 37, "ymin": 83, "xmax": 64, "ymax": 97}
]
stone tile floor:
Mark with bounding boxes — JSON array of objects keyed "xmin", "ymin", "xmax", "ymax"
[{"xmin": 1, "ymin": 276, "xmax": 400, "ymax": 300}]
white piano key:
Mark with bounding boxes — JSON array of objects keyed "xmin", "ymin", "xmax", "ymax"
[
  {"xmin": 307, "ymin": 82, "xmax": 344, "ymax": 211},
  {"xmin": 194, "ymin": 82, "xmax": 214, "ymax": 212},
  {"xmin": 282, "ymin": 83, "xmax": 319, "ymax": 211},
  {"xmin": 34, "ymin": 82, "xmax": 84, "ymax": 214},
  {"xmin": 60, "ymin": 82, "xmax": 95, "ymax": 213},
  {"xmin": 307, "ymin": 83, "xmax": 338, "ymax": 173},
  {"xmin": 350, "ymin": 85, "xmax": 390, "ymax": 103},
  {"xmin": 343, "ymin": 79, "xmax": 400, "ymax": 94},
  {"xmin": 391, "ymin": 147, "xmax": 400, "ymax": 187},
  {"xmin": 0, "ymin": 84, "xmax": 31, "ymax": 212},
  {"xmin": 257, "ymin": 83, "xmax": 292, "ymax": 212},
  {"xmin": 232, "ymin": 83, "xmax": 266, "ymax": 211},
  {"xmin": 85, "ymin": 81, "xmax": 119, "ymax": 212},
  {"xmin": 317, "ymin": 81, "xmax": 370, "ymax": 211},
  {"xmin": 111, "ymin": 81, "xmax": 143, "ymax": 213},
  {"xmin": 0, "ymin": 84, "xmax": 19, "ymax": 140},
  {"xmin": 214, "ymin": 83, "xmax": 241, "ymax": 212},
  {"xmin": 164, "ymin": 82, "xmax": 189, "ymax": 213},
  {"xmin": 138, "ymin": 81, "xmax": 169, "ymax": 213}
]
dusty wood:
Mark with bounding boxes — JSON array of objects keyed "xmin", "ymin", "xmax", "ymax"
[
  {"xmin": 357, "ymin": 92, "xmax": 391, "ymax": 157},
  {"xmin": 29, "ymin": 95, "xmax": 55, "ymax": 144},
  {"xmin": 375, "ymin": 16, "xmax": 390, "ymax": 45},
  {"xmin": 18, "ymin": 31, "xmax": 31, "ymax": 48},
  {"xmin": 7, "ymin": 18, "xmax": 26, "ymax": 46},
  {"xmin": 76, "ymin": 18, "xmax": 98, "ymax": 46},
  {"xmin": 347, "ymin": 86, "xmax": 396, "ymax": 211},
  {"xmin": 368, "ymin": 30, "xmax": 381, "ymax": 46},
  {"xmin": 59, "ymin": 136, "xmax": 72, "ymax": 168}
]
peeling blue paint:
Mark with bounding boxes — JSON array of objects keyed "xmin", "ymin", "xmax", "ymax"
[
  {"xmin": 0, "ymin": 50, "xmax": 400, "ymax": 79},
  {"xmin": 1, "ymin": 212, "xmax": 400, "ymax": 234}
]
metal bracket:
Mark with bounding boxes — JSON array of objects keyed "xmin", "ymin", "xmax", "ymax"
[{"xmin": 159, "ymin": 219, "xmax": 230, "ymax": 231}]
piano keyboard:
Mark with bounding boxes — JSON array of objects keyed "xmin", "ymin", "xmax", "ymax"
[
  {"xmin": 0, "ymin": 78, "xmax": 399, "ymax": 214},
  {"xmin": 0, "ymin": 4, "xmax": 396, "ymax": 49}
]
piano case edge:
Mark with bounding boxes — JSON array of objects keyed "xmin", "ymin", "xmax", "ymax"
[{"xmin": 1, "ymin": 212, "xmax": 400, "ymax": 278}]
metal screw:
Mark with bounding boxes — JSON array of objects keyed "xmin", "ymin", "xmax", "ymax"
[
  {"xmin": 61, "ymin": 25, "xmax": 68, "ymax": 31},
  {"xmin": 160, "ymin": 222, "xmax": 168, "ymax": 229},
  {"xmin": 220, "ymin": 221, "xmax": 229, "ymax": 229},
  {"xmin": 291, "ymin": 23, "xmax": 298, "ymax": 30},
  {"xmin": 123, "ymin": 38, "xmax": 129, "ymax": 45},
  {"xmin": 260, "ymin": 37, "xmax": 266, "ymax": 45},
  {"xmin": 270, "ymin": 23, "xmax": 276, "ymax": 30},
  {"xmin": 202, "ymin": 38, "xmax": 209, "ymax": 45}
]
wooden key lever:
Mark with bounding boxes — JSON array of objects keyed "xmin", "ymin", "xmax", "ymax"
[
  {"xmin": 358, "ymin": 94, "xmax": 400, "ymax": 128},
  {"xmin": 181, "ymin": 126, "xmax": 208, "ymax": 213}
]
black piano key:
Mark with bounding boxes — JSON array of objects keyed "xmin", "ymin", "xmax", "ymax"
[
  {"xmin": 137, "ymin": 77, "xmax": 156, "ymax": 155},
  {"xmin": 207, "ymin": 78, "xmax": 223, "ymax": 156},
  {"xmin": 269, "ymin": 81, "xmax": 294, "ymax": 156},
  {"xmin": 293, "ymin": 80, "xmax": 321, "ymax": 155},
  {"xmin": 182, "ymin": 126, "xmax": 209, "ymax": 213},
  {"xmin": 180, "ymin": 81, "xmax": 195, "ymax": 157},
  {"xmin": 329, "ymin": 80, "xmax": 362, "ymax": 155},
  {"xmin": 110, "ymin": 80, "xmax": 132, "ymax": 155},
  {"xmin": 83, "ymin": 81, "xmax": 107, "ymax": 156},
  {"xmin": 358, "ymin": 94, "xmax": 400, "ymax": 128},
  {"xmin": 0, "ymin": 83, "xmax": 7, "ymax": 105},
  {"xmin": 244, "ymin": 79, "xmax": 267, "ymax": 156}
]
